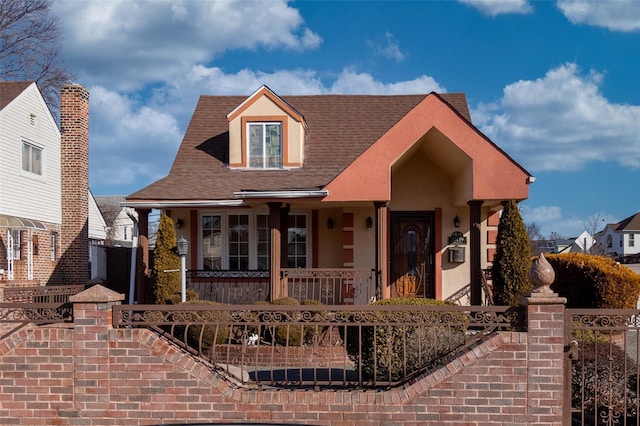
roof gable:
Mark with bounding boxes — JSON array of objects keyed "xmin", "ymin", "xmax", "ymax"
[
  {"xmin": 227, "ymin": 85, "xmax": 306, "ymax": 127},
  {"xmin": 324, "ymin": 93, "xmax": 531, "ymax": 203},
  {"xmin": 0, "ymin": 81, "xmax": 34, "ymax": 110}
]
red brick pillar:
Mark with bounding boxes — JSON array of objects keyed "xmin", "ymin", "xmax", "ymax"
[
  {"xmin": 520, "ymin": 254, "xmax": 567, "ymax": 425},
  {"xmin": 59, "ymin": 84, "xmax": 90, "ymax": 285},
  {"xmin": 69, "ymin": 285, "xmax": 124, "ymax": 413}
]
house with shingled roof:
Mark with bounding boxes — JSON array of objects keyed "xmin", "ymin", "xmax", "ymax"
[
  {"xmin": 125, "ymin": 85, "xmax": 533, "ymax": 305},
  {"xmin": 0, "ymin": 81, "xmax": 98, "ymax": 286},
  {"xmin": 596, "ymin": 212, "xmax": 640, "ymax": 263}
]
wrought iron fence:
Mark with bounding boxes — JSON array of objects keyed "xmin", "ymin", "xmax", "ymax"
[
  {"xmin": 187, "ymin": 270, "xmax": 270, "ymax": 304},
  {"xmin": 0, "ymin": 285, "xmax": 87, "ymax": 340},
  {"xmin": 281, "ymin": 268, "xmax": 375, "ymax": 305},
  {"xmin": 566, "ymin": 309, "xmax": 640, "ymax": 425},
  {"xmin": 113, "ymin": 303, "xmax": 517, "ymax": 390}
]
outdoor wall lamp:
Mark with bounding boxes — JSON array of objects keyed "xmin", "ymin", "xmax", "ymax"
[
  {"xmin": 366, "ymin": 216, "xmax": 373, "ymax": 229},
  {"xmin": 327, "ymin": 217, "xmax": 334, "ymax": 229},
  {"xmin": 453, "ymin": 215, "xmax": 460, "ymax": 228},
  {"xmin": 176, "ymin": 218, "xmax": 184, "ymax": 229},
  {"xmin": 177, "ymin": 236, "xmax": 189, "ymax": 303}
]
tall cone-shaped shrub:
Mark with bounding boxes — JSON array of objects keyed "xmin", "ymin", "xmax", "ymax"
[
  {"xmin": 151, "ymin": 213, "xmax": 181, "ymax": 304},
  {"xmin": 492, "ymin": 199, "xmax": 532, "ymax": 306}
]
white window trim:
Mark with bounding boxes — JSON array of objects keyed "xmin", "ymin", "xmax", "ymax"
[
  {"xmin": 198, "ymin": 210, "xmax": 311, "ymax": 270},
  {"xmin": 20, "ymin": 139, "xmax": 46, "ymax": 181},
  {"xmin": 246, "ymin": 122, "xmax": 283, "ymax": 170}
]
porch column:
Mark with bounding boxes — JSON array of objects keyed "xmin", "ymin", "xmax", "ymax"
[
  {"xmin": 280, "ymin": 204, "xmax": 290, "ymax": 268},
  {"xmin": 375, "ymin": 202, "xmax": 389, "ymax": 300},
  {"xmin": 468, "ymin": 200, "xmax": 483, "ymax": 305},
  {"xmin": 268, "ymin": 202, "xmax": 283, "ymax": 301},
  {"xmin": 136, "ymin": 208, "xmax": 150, "ymax": 304}
]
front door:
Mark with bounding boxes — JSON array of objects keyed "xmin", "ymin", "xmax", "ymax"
[{"xmin": 390, "ymin": 212, "xmax": 435, "ymax": 298}]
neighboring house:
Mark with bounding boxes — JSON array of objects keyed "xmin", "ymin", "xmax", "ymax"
[
  {"xmin": 596, "ymin": 212, "xmax": 640, "ymax": 262},
  {"xmin": 0, "ymin": 81, "xmax": 91, "ymax": 286},
  {"xmin": 531, "ymin": 231, "xmax": 596, "ymax": 256},
  {"xmin": 125, "ymin": 86, "xmax": 532, "ymax": 305},
  {"xmin": 95, "ymin": 195, "xmax": 138, "ymax": 247}
]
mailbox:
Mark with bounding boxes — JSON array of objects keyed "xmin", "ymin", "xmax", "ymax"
[{"xmin": 448, "ymin": 246, "xmax": 465, "ymax": 263}]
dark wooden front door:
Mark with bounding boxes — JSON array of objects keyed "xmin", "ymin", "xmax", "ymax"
[{"xmin": 390, "ymin": 212, "xmax": 435, "ymax": 298}]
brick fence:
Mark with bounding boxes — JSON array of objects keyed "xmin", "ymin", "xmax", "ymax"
[{"xmin": 0, "ymin": 285, "xmax": 566, "ymax": 425}]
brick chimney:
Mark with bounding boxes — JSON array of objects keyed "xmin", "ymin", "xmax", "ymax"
[{"xmin": 57, "ymin": 84, "xmax": 89, "ymax": 285}]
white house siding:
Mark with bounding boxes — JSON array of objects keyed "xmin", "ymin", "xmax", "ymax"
[
  {"xmin": 88, "ymin": 193, "xmax": 107, "ymax": 241},
  {"xmin": 0, "ymin": 83, "xmax": 62, "ymax": 225}
]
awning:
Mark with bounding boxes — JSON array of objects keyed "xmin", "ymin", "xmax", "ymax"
[{"xmin": 0, "ymin": 214, "xmax": 48, "ymax": 230}]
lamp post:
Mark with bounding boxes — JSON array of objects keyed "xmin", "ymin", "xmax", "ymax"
[{"xmin": 176, "ymin": 236, "xmax": 189, "ymax": 302}]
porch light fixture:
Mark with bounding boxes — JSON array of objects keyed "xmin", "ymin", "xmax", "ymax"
[
  {"xmin": 327, "ymin": 217, "xmax": 334, "ymax": 229},
  {"xmin": 366, "ymin": 216, "xmax": 373, "ymax": 229},
  {"xmin": 453, "ymin": 215, "xmax": 460, "ymax": 228},
  {"xmin": 177, "ymin": 236, "xmax": 188, "ymax": 302},
  {"xmin": 176, "ymin": 218, "xmax": 183, "ymax": 229}
]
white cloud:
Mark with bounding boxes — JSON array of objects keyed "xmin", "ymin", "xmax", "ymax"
[
  {"xmin": 328, "ymin": 69, "xmax": 444, "ymax": 95},
  {"xmin": 88, "ymin": 86, "xmax": 182, "ymax": 191},
  {"xmin": 54, "ymin": 0, "xmax": 322, "ymax": 91},
  {"xmin": 520, "ymin": 204, "xmax": 618, "ymax": 238},
  {"xmin": 557, "ymin": 0, "xmax": 640, "ymax": 32},
  {"xmin": 457, "ymin": 0, "xmax": 533, "ymax": 16},
  {"xmin": 474, "ymin": 63, "xmax": 640, "ymax": 172},
  {"xmin": 368, "ymin": 32, "xmax": 406, "ymax": 63}
]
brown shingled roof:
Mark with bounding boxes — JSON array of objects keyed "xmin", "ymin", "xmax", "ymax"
[
  {"xmin": 0, "ymin": 81, "xmax": 34, "ymax": 110},
  {"xmin": 127, "ymin": 92, "xmax": 471, "ymax": 201}
]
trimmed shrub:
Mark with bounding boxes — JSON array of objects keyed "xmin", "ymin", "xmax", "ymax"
[
  {"xmin": 151, "ymin": 213, "xmax": 181, "ymax": 304},
  {"xmin": 547, "ymin": 253, "xmax": 640, "ymax": 309},
  {"xmin": 492, "ymin": 199, "xmax": 532, "ymax": 306},
  {"xmin": 270, "ymin": 297, "xmax": 303, "ymax": 346},
  {"xmin": 175, "ymin": 300, "xmax": 230, "ymax": 354},
  {"xmin": 344, "ymin": 297, "xmax": 466, "ymax": 383}
]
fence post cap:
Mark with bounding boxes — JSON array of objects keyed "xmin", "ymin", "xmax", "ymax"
[{"xmin": 69, "ymin": 284, "xmax": 125, "ymax": 303}]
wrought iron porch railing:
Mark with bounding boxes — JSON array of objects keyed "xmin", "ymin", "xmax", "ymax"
[
  {"xmin": 113, "ymin": 304, "xmax": 518, "ymax": 390},
  {"xmin": 187, "ymin": 270, "xmax": 270, "ymax": 304},
  {"xmin": 281, "ymin": 268, "xmax": 376, "ymax": 305}
]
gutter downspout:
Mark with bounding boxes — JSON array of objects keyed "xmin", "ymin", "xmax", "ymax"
[{"xmin": 126, "ymin": 208, "xmax": 138, "ymax": 304}]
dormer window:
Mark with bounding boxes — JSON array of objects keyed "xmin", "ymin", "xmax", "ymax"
[{"xmin": 248, "ymin": 122, "xmax": 282, "ymax": 169}]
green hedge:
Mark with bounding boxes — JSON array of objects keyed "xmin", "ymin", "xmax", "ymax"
[{"xmin": 547, "ymin": 253, "xmax": 640, "ymax": 309}]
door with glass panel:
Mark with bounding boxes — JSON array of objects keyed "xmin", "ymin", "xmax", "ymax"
[{"xmin": 390, "ymin": 212, "xmax": 434, "ymax": 298}]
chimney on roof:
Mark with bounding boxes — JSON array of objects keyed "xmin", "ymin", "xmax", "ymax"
[{"xmin": 58, "ymin": 83, "xmax": 89, "ymax": 285}]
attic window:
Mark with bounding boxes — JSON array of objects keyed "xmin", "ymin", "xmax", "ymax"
[{"xmin": 247, "ymin": 122, "xmax": 282, "ymax": 169}]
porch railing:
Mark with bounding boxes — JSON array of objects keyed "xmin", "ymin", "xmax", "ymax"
[
  {"xmin": 186, "ymin": 269, "xmax": 376, "ymax": 305},
  {"xmin": 187, "ymin": 270, "xmax": 270, "ymax": 304},
  {"xmin": 113, "ymin": 303, "xmax": 518, "ymax": 390},
  {"xmin": 281, "ymin": 268, "xmax": 376, "ymax": 305}
]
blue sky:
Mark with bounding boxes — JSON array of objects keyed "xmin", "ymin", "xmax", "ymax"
[{"xmin": 51, "ymin": 0, "xmax": 640, "ymax": 238}]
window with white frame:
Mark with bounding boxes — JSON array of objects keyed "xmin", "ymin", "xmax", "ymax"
[
  {"xmin": 287, "ymin": 214, "xmax": 307, "ymax": 268},
  {"xmin": 247, "ymin": 122, "xmax": 282, "ymax": 169},
  {"xmin": 7, "ymin": 230, "xmax": 21, "ymax": 260},
  {"xmin": 21, "ymin": 141, "xmax": 43, "ymax": 175},
  {"xmin": 50, "ymin": 232, "xmax": 57, "ymax": 261},
  {"xmin": 200, "ymin": 212, "xmax": 308, "ymax": 270},
  {"xmin": 630, "ymin": 234, "xmax": 635, "ymax": 247}
]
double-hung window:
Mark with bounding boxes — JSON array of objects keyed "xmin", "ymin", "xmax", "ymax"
[
  {"xmin": 22, "ymin": 141, "xmax": 43, "ymax": 175},
  {"xmin": 247, "ymin": 122, "xmax": 282, "ymax": 169},
  {"xmin": 630, "ymin": 234, "xmax": 635, "ymax": 247},
  {"xmin": 200, "ymin": 212, "xmax": 308, "ymax": 270}
]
